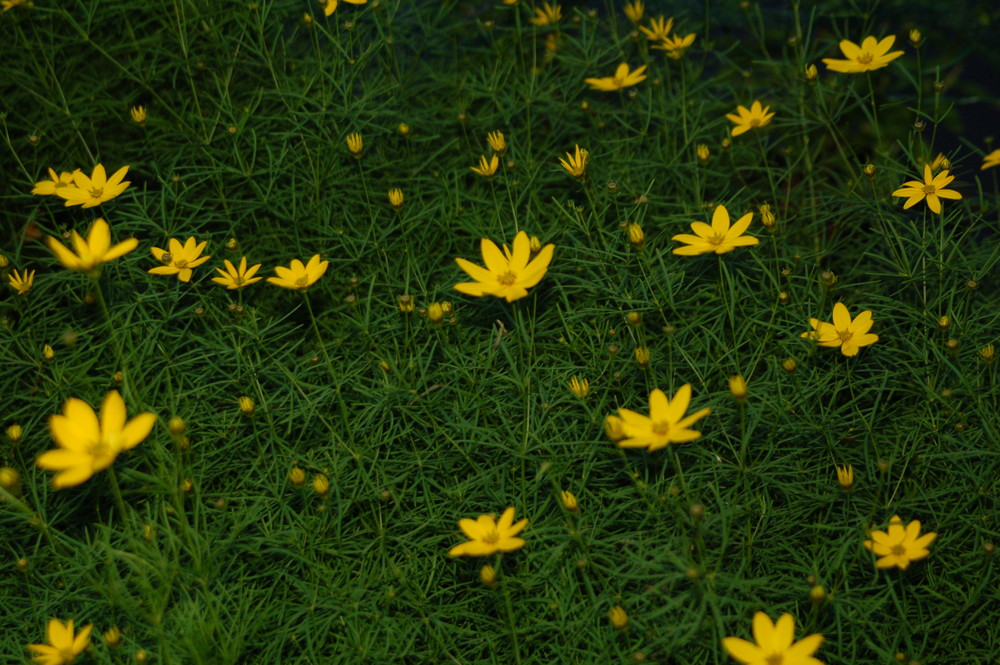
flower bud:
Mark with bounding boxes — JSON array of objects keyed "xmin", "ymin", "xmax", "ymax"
[
  {"xmin": 627, "ymin": 223, "xmax": 644, "ymax": 248},
  {"xmin": 728, "ymin": 375, "xmax": 748, "ymax": 401},
  {"xmin": 289, "ymin": 465, "xmax": 306, "ymax": 486},
  {"xmin": 104, "ymin": 626, "xmax": 122, "ymax": 649},
  {"xmin": 781, "ymin": 357, "xmax": 797, "ymax": 373},
  {"xmin": 479, "ymin": 564, "xmax": 496, "ymax": 587},
  {"xmin": 937, "ymin": 315, "xmax": 950, "ymax": 331},
  {"xmin": 134, "ymin": 649, "xmax": 148, "ymax": 664},
  {"xmin": 312, "ymin": 473, "xmax": 330, "ymax": 497},
  {"xmin": 388, "ymin": 188, "xmax": 404, "ymax": 209},
  {"xmin": 0, "ymin": 466, "xmax": 20, "ymax": 492},
  {"xmin": 427, "ymin": 302, "xmax": 444, "ymax": 324},
  {"xmin": 398, "ymin": 123, "xmax": 410, "ymax": 137},
  {"xmin": 346, "ymin": 132, "xmax": 363, "ymax": 157},
  {"xmin": 529, "ymin": 235, "xmax": 542, "ymax": 253},
  {"xmin": 836, "ymin": 464, "xmax": 854, "ymax": 491},
  {"xmin": 696, "ymin": 143, "xmax": 710, "ymax": 163},
  {"xmin": 626, "ymin": 311, "xmax": 641, "ymax": 326},
  {"xmin": 804, "ymin": 63, "xmax": 818, "ymax": 83},
  {"xmin": 398, "ymin": 294, "xmax": 414, "ymax": 313},
  {"xmin": 113, "ymin": 371, "xmax": 124, "ymax": 385},
  {"xmin": 759, "ymin": 203, "xmax": 775, "ymax": 229},
  {"xmin": 634, "ymin": 346, "xmax": 650, "ymax": 368},
  {"xmin": 130, "ymin": 105, "xmax": 147, "ymax": 125},
  {"xmin": 608, "ymin": 605, "xmax": 629, "ymax": 631},
  {"xmin": 864, "ymin": 163, "xmax": 876, "ymax": 179},
  {"xmin": 560, "ymin": 490, "xmax": 579, "ymax": 512},
  {"xmin": 6, "ymin": 424, "xmax": 23, "ymax": 444},
  {"xmin": 569, "ymin": 376, "xmax": 590, "ymax": 399},
  {"xmin": 909, "ymin": 28, "xmax": 922, "ymax": 47},
  {"xmin": 168, "ymin": 417, "xmax": 186, "ymax": 436},
  {"xmin": 809, "ymin": 584, "xmax": 826, "ymax": 604},
  {"xmin": 42, "ymin": 344, "xmax": 55, "ymax": 361},
  {"xmin": 238, "ymin": 396, "xmax": 255, "ymax": 416},
  {"xmin": 980, "ymin": 344, "xmax": 995, "ymax": 363}
]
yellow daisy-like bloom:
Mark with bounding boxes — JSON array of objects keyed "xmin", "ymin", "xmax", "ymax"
[
  {"xmin": 559, "ymin": 144, "xmax": 589, "ymax": 179},
  {"xmin": 529, "ymin": 2, "xmax": 561, "ymax": 26},
  {"xmin": 639, "ymin": 15, "xmax": 674, "ymax": 42},
  {"xmin": 615, "ymin": 384, "xmax": 711, "ymax": 451},
  {"xmin": 487, "ymin": 130, "xmax": 506, "ymax": 154},
  {"xmin": 8, "ymin": 268, "xmax": 35, "ymax": 296},
  {"xmin": 448, "ymin": 507, "xmax": 528, "ymax": 557},
  {"xmin": 36, "ymin": 391, "xmax": 157, "ymax": 489},
  {"xmin": 267, "ymin": 254, "xmax": 329, "ymax": 290},
  {"xmin": 822, "ymin": 35, "xmax": 904, "ymax": 73},
  {"xmin": 322, "ymin": 0, "xmax": 366, "ymax": 17},
  {"xmin": 31, "ymin": 168, "xmax": 80, "ymax": 196},
  {"xmin": 623, "ymin": 1, "xmax": 643, "ymax": 24},
  {"xmin": 864, "ymin": 515, "xmax": 937, "ymax": 570},
  {"xmin": 800, "ymin": 302, "xmax": 878, "ymax": 357},
  {"xmin": 46, "ymin": 218, "xmax": 139, "ymax": 275},
  {"xmin": 723, "ymin": 612, "xmax": 824, "ymax": 665},
  {"xmin": 211, "ymin": 257, "xmax": 263, "ymax": 289},
  {"xmin": 470, "ymin": 154, "xmax": 499, "ymax": 178},
  {"xmin": 148, "ymin": 237, "xmax": 211, "ymax": 283},
  {"xmin": 27, "ymin": 618, "xmax": 93, "ymax": 665},
  {"xmin": 891, "ymin": 164, "xmax": 962, "ymax": 214},
  {"xmin": 981, "ymin": 149, "xmax": 1000, "ymax": 170},
  {"xmin": 836, "ymin": 464, "xmax": 854, "ymax": 491},
  {"xmin": 726, "ymin": 101, "xmax": 775, "ymax": 137},
  {"xmin": 654, "ymin": 32, "xmax": 696, "ymax": 59},
  {"xmin": 672, "ymin": 204, "xmax": 759, "ymax": 256},
  {"xmin": 454, "ymin": 230, "xmax": 554, "ymax": 303},
  {"xmin": 387, "ymin": 188, "xmax": 404, "ymax": 209},
  {"xmin": 584, "ymin": 62, "xmax": 647, "ymax": 91},
  {"xmin": 130, "ymin": 105, "xmax": 147, "ymax": 125},
  {"xmin": 345, "ymin": 132, "xmax": 363, "ymax": 157},
  {"xmin": 55, "ymin": 164, "xmax": 131, "ymax": 208}
]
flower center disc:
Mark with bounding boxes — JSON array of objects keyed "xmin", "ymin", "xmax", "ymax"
[
  {"xmin": 837, "ymin": 330, "xmax": 853, "ymax": 342},
  {"xmin": 857, "ymin": 52, "xmax": 874, "ymax": 64},
  {"xmin": 482, "ymin": 528, "xmax": 500, "ymax": 544},
  {"xmin": 652, "ymin": 421, "xmax": 670, "ymax": 436},
  {"xmin": 766, "ymin": 655, "xmax": 783, "ymax": 665},
  {"xmin": 175, "ymin": 260, "xmax": 188, "ymax": 268},
  {"xmin": 922, "ymin": 184, "xmax": 936, "ymax": 194},
  {"xmin": 891, "ymin": 544, "xmax": 907, "ymax": 556},
  {"xmin": 497, "ymin": 270, "xmax": 517, "ymax": 285},
  {"xmin": 295, "ymin": 277, "xmax": 308, "ymax": 287},
  {"xmin": 750, "ymin": 118, "xmax": 760, "ymax": 128},
  {"xmin": 89, "ymin": 187, "xmax": 104, "ymax": 198},
  {"xmin": 708, "ymin": 232, "xmax": 726, "ymax": 246}
]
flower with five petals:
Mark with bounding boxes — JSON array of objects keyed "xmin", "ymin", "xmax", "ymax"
[
  {"xmin": 149, "ymin": 237, "xmax": 211, "ymax": 283},
  {"xmin": 726, "ymin": 101, "xmax": 775, "ymax": 137},
  {"xmin": 27, "ymin": 618, "xmax": 93, "ymax": 665},
  {"xmin": 822, "ymin": 35, "xmax": 904, "ymax": 73},
  {"xmin": 267, "ymin": 254, "xmax": 329, "ymax": 290},
  {"xmin": 723, "ymin": 612, "xmax": 824, "ymax": 665},
  {"xmin": 800, "ymin": 302, "xmax": 878, "ymax": 357},
  {"xmin": 672, "ymin": 204, "xmax": 758, "ymax": 255},
  {"xmin": 585, "ymin": 63, "xmax": 647, "ymax": 91},
  {"xmin": 454, "ymin": 230, "xmax": 554, "ymax": 302},
  {"xmin": 891, "ymin": 164, "xmax": 962, "ymax": 214},
  {"xmin": 46, "ymin": 218, "xmax": 139, "ymax": 275},
  {"xmin": 55, "ymin": 164, "xmax": 130, "ymax": 208},
  {"xmin": 31, "ymin": 168, "xmax": 80, "ymax": 196},
  {"xmin": 212, "ymin": 257, "xmax": 263, "ymax": 289},
  {"xmin": 615, "ymin": 384, "xmax": 711, "ymax": 451},
  {"xmin": 448, "ymin": 507, "xmax": 528, "ymax": 557},
  {"xmin": 864, "ymin": 515, "xmax": 937, "ymax": 570},
  {"xmin": 8, "ymin": 268, "xmax": 35, "ymax": 296}
]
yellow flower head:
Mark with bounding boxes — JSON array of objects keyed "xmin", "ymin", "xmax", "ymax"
[
  {"xmin": 696, "ymin": 143, "xmax": 710, "ymax": 163},
  {"xmin": 585, "ymin": 62, "xmax": 647, "ymax": 91},
  {"xmin": 346, "ymin": 132, "xmax": 363, "ymax": 157},
  {"xmin": 559, "ymin": 144, "xmax": 589, "ymax": 179},
  {"xmin": 31, "ymin": 168, "xmax": 80, "ymax": 196},
  {"xmin": 46, "ymin": 218, "xmax": 139, "ymax": 275},
  {"xmin": 54, "ymin": 164, "xmax": 131, "ymax": 208},
  {"xmin": 529, "ymin": 2, "xmax": 561, "ymax": 26},
  {"xmin": 388, "ymin": 188, "xmax": 404, "ymax": 209},
  {"xmin": 448, "ymin": 507, "xmax": 528, "ymax": 557},
  {"xmin": 615, "ymin": 384, "xmax": 711, "ymax": 451},
  {"xmin": 864, "ymin": 515, "xmax": 937, "ymax": 569},
  {"xmin": 568, "ymin": 376, "xmax": 589, "ymax": 399},
  {"xmin": 470, "ymin": 154, "xmax": 499, "ymax": 178},
  {"xmin": 487, "ymin": 130, "xmax": 506, "ymax": 154},
  {"xmin": 27, "ymin": 618, "xmax": 93, "ymax": 665},
  {"xmin": 723, "ymin": 612, "xmax": 823, "ymax": 665},
  {"xmin": 130, "ymin": 105, "xmax": 147, "ymax": 124},
  {"xmin": 801, "ymin": 302, "xmax": 878, "ymax": 357},
  {"xmin": 560, "ymin": 490, "xmax": 578, "ymax": 511},
  {"xmin": 981, "ymin": 149, "xmax": 1000, "ymax": 171},
  {"xmin": 653, "ymin": 32, "xmax": 696, "ymax": 59},
  {"xmin": 728, "ymin": 375, "xmax": 748, "ymax": 401},
  {"xmin": 892, "ymin": 164, "xmax": 962, "ymax": 214},
  {"xmin": 211, "ymin": 256, "xmax": 263, "ymax": 289},
  {"xmin": 822, "ymin": 35, "xmax": 904, "ymax": 73},
  {"xmin": 627, "ymin": 223, "xmax": 644, "ymax": 248},
  {"xmin": 36, "ymin": 390, "xmax": 157, "ymax": 489},
  {"xmin": 836, "ymin": 464, "xmax": 854, "ymax": 491},
  {"xmin": 726, "ymin": 101, "xmax": 775, "ymax": 137},
  {"xmin": 672, "ymin": 204, "xmax": 759, "ymax": 256},
  {"xmin": 453, "ymin": 230, "xmax": 554, "ymax": 303},
  {"xmin": 608, "ymin": 605, "xmax": 629, "ymax": 631},
  {"xmin": 149, "ymin": 237, "xmax": 211, "ymax": 283},
  {"xmin": 639, "ymin": 15, "xmax": 674, "ymax": 41},
  {"xmin": 8, "ymin": 268, "xmax": 35, "ymax": 296},
  {"xmin": 323, "ymin": 0, "xmax": 367, "ymax": 17},
  {"xmin": 623, "ymin": 1, "xmax": 643, "ymax": 24},
  {"xmin": 267, "ymin": 254, "xmax": 329, "ymax": 290}
]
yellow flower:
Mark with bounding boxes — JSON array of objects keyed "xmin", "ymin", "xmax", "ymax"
[
  {"xmin": 7, "ymin": 424, "xmax": 23, "ymax": 444},
  {"xmin": 568, "ymin": 376, "xmax": 589, "ymax": 398},
  {"xmin": 804, "ymin": 63, "xmax": 818, "ymax": 82},
  {"xmin": 427, "ymin": 302, "xmax": 444, "ymax": 324},
  {"xmin": 448, "ymin": 507, "xmax": 528, "ymax": 557},
  {"xmin": 560, "ymin": 490, "xmax": 578, "ymax": 511},
  {"xmin": 529, "ymin": 2, "xmax": 561, "ymax": 26},
  {"xmin": 758, "ymin": 203, "xmax": 776, "ymax": 229},
  {"xmin": 130, "ymin": 105, "xmax": 147, "ymax": 124},
  {"xmin": 800, "ymin": 302, "xmax": 879, "ymax": 357},
  {"xmin": 836, "ymin": 464, "xmax": 854, "ymax": 491},
  {"xmin": 822, "ymin": 35, "xmax": 904, "ymax": 73},
  {"xmin": 864, "ymin": 515, "xmax": 937, "ymax": 570},
  {"xmin": 454, "ymin": 231, "xmax": 554, "ymax": 303},
  {"xmin": 470, "ymin": 154, "xmax": 499, "ymax": 178},
  {"xmin": 149, "ymin": 237, "xmax": 211, "ymax": 283},
  {"xmin": 8, "ymin": 268, "xmax": 35, "ymax": 295},
  {"xmin": 726, "ymin": 101, "xmax": 775, "ymax": 137},
  {"xmin": 487, "ymin": 130, "xmax": 506, "ymax": 154},
  {"xmin": 585, "ymin": 62, "xmax": 647, "ymax": 91},
  {"xmin": 31, "ymin": 168, "xmax": 80, "ymax": 196},
  {"xmin": 559, "ymin": 144, "xmax": 589, "ymax": 179},
  {"xmin": 892, "ymin": 164, "xmax": 962, "ymax": 214},
  {"xmin": 653, "ymin": 32, "xmax": 696, "ymax": 59},
  {"xmin": 267, "ymin": 254, "xmax": 329, "ymax": 290},
  {"xmin": 608, "ymin": 606, "xmax": 629, "ymax": 631},
  {"xmin": 696, "ymin": 143, "xmax": 710, "ymax": 163},
  {"xmin": 312, "ymin": 473, "xmax": 330, "ymax": 497},
  {"xmin": 398, "ymin": 294, "xmax": 415, "ymax": 313},
  {"xmin": 346, "ymin": 132, "xmax": 363, "ymax": 157},
  {"xmin": 615, "ymin": 384, "xmax": 711, "ymax": 451},
  {"xmin": 623, "ymin": 1, "xmax": 643, "ymax": 24},
  {"xmin": 323, "ymin": 0, "xmax": 366, "ymax": 16},
  {"xmin": 388, "ymin": 188, "xmax": 404, "ymax": 209},
  {"xmin": 43, "ymin": 344, "xmax": 55, "ymax": 361},
  {"xmin": 397, "ymin": 122, "xmax": 410, "ymax": 137},
  {"xmin": 627, "ymin": 223, "xmax": 644, "ymax": 248},
  {"xmin": 728, "ymin": 375, "xmax": 747, "ymax": 401},
  {"xmin": 36, "ymin": 390, "xmax": 157, "ymax": 489},
  {"xmin": 638, "ymin": 15, "xmax": 673, "ymax": 41},
  {"xmin": 46, "ymin": 218, "xmax": 139, "ymax": 275},
  {"xmin": 103, "ymin": 626, "xmax": 122, "ymax": 649},
  {"xmin": 54, "ymin": 164, "xmax": 131, "ymax": 208},
  {"xmin": 289, "ymin": 465, "xmax": 306, "ymax": 486},
  {"xmin": 634, "ymin": 346, "xmax": 650, "ymax": 368},
  {"xmin": 672, "ymin": 204, "xmax": 758, "ymax": 256},
  {"xmin": 981, "ymin": 149, "xmax": 1000, "ymax": 170},
  {"xmin": 238, "ymin": 396, "xmax": 255, "ymax": 415},
  {"xmin": 27, "ymin": 618, "xmax": 93, "ymax": 665},
  {"xmin": 723, "ymin": 612, "xmax": 823, "ymax": 665},
  {"xmin": 479, "ymin": 563, "xmax": 497, "ymax": 587},
  {"xmin": 211, "ymin": 257, "xmax": 263, "ymax": 289}
]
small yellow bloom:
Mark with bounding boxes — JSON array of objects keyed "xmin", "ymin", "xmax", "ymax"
[
  {"xmin": 608, "ymin": 606, "xmax": 629, "ymax": 631},
  {"xmin": 634, "ymin": 346, "xmax": 650, "ymax": 368},
  {"xmin": 529, "ymin": 235, "xmax": 542, "ymax": 253},
  {"xmin": 130, "ymin": 105, "xmax": 147, "ymax": 125},
  {"xmin": 801, "ymin": 302, "xmax": 878, "ymax": 357},
  {"xmin": 323, "ymin": 0, "xmax": 367, "ymax": 17},
  {"xmin": 449, "ymin": 507, "xmax": 528, "ymax": 557},
  {"xmin": 346, "ymin": 132, "xmax": 363, "ymax": 157},
  {"xmin": 212, "ymin": 257, "xmax": 263, "ymax": 289},
  {"xmin": 728, "ymin": 375, "xmax": 747, "ymax": 401},
  {"xmin": 781, "ymin": 357, "xmax": 797, "ymax": 373},
  {"xmin": 470, "ymin": 154, "xmax": 499, "ymax": 178},
  {"xmin": 672, "ymin": 204, "xmax": 758, "ymax": 256},
  {"xmin": 453, "ymin": 231, "xmax": 555, "ymax": 303},
  {"xmin": 654, "ymin": 32, "xmax": 696, "ymax": 59},
  {"xmin": 639, "ymin": 15, "xmax": 674, "ymax": 42},
  {"xmin": 7, "ymin": 424, "xmax": 24, "ymax": 444},
  {"xmin": 289, "ymin": 465, "xmax": 306, "ymax": 486},
  {"xmin": 804, "ymin": 63, "xmax": 818, "ymax": 82},
  {"xmin": 238, "ymin": 396, "xmax": 255, "ymax": 416},
  {"xmin": 908, "ymin": 28, "xmax": 923, "ymax": 47},
  {"xmin": 980, "ymin": 149, "xmax": 1000, "ymax": 171},
  {"xmin": 559, "ymin": 144, "xmax": 589, "ymax": 179},
  {"xmin": 32, "ymin": 168, "xmax": 80, "ymax": 196},
  {"xmin": 892, "ymin": 164, "xmax": 962, "ymax": 214},
  {"xmin": 397, "ymin": 122, "xmax": 410, "ymax": 137},
  {"xmin": 623, "ymin": 1, "xmax": 643, "ymax": 23},
  {"xmin": 487, "ymin": 130, "xmax": 506, "ymax": 154},
  {"xmin": 615, "ymin": 385, "xmax": 710, "ymax": 451},
  {"xmin": 54, "ymin": 164, "xmax": 131, "ymax": 208},
  {"xmin": 584, "ymin": 62, "xmax": 647, "ymax": 91},
  {"xmin": 864, "ymin": 515, "xmax": 937, "ymax": 570},
  {"xmin": 809, "ymin": 585, "xmax": 826, "ymax": 604},
  {"xmin": 529, "ymin": 2, "xmax": 561, "ymax": 26},
  {"xmin": 980, "ymin": 344, "xmax": 995, "ymax": 363},
  {"xmin": 167, "ymin": 417, "xmax": 186, "ymax": 436},
  {"xmin": 312, "ymin": 473, "xmax": 330, "ymax": 497},
  {"xmin": 388, "ymin": 188, "xmax": 404, "ymax": 209},
  {"xmin": 43, "ymin": 344, "xmax": 55, "ymax": 361},
  {"xmin": 149, "ymin": 237, "xmax": 211, "ymax": 283},
  {"xmin": 27, "ymin": 618, "xmax": 93, "ymax": 665},
  {"xmin": 267, "ymin": 254, "xmax": 329, "ymax": 290},
  {"xmin": 398, "ymin": 294, "xmax": 415, "ymax": 313},
  {"xmin": 479, "ymin": 563, "xmax": 497, "ymax": 587},
  {"xmin": 560, "ymin": 490, "xmax": 578, "ymax": 512},
  {"xmin": 723, "ymin": 613, "xmax": 823, "ymax": 665},
  {"xmin": 8, "ymin": 268, "xmax": 35, "ymax": 295},
  {"xmin": 46, "ymin": 218, "xmax": 139, "ymax": 275},
  {"xmin": 822, "ymin": 35, "xmax": 904, "ymax": 73},
  {"xmin": 836, "ymin": 464, "xmax": 854, "ymax": 491},
  {"xmin": 627, "ymin": 223, "xmax": 644, "ymax": 248},
  {"xmin": 696, "ymin": 143, "xmax": 710, "ymax": 163},
  {"xmin": 427, "ymin": 302, "xmax": 444, "ymax": 324},
  {"xmin": 104, "ymin": 626, "xmax": 122, "ymax": 649},
  {"xmin": 937, "ymin": 315, "xmax": 950, "ymax": 331},
  {"xmin": 726, "ymin": 101, "xmax": 775, "ymax": 137},
  {"xmin": 568, "ymin": 376, "xmax": 590, "ymax": 398}
]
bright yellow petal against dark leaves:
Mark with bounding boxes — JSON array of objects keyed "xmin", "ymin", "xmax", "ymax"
[
  {"xmin": 267, "ymin": 254, "xmax": 329, "ymax": 290},
  {"xmin": 55, "ymin": 164, "xmax": 130, "ymax": 208},
  {"xmin": 323, "ymin": 0, "xmax": 366, "ymax": 16},
  {"xmin": 822, "ymin": 35, "xmax": 904, "ymax": 73},
  {"xmin": 800, "ymin": 302, "xmax": 878, "ymax": 357},
  {"xmin": 638, "ymin": 15, "xmax": 674, "ymax": 41},
  {"xmin": 454, "ymin": 230, "xmax": 554, "ymax": 302},
  {"xmin": 584, "ymin": 63, "xmax": 647, "ymax": 91},
  {"xmin": 864, "ymin": 515, "xmax": 937, "ymax": 570},
  {"xmin": 148, "ymin": 237, "xmax": 211, "ymax": 283},
  {"xmin": 653, "ymin": 32, "xmax": 696, "ymax": 59},
  {"xmin": 615, "ymin": 384, "xmax": 710, "ymax": 451},
  {"xmin": 981, "ymin": 149, "xmax": 1000, "ymax": 170},
  {"xmin": 726, "ymin": 101, "xmax": 775, "ymax": 137},
  {"xmin": 212, "ymin": 257, "xmax": 263, "ymax": 289},
  {"xmin": 27, "ymin": 618, "xmax": 93, "ymax": 665},
  {"xmin": 891, "ymin": 164, "xmax": 962, "ymax": 214},
  {"xmin": 470, "ymin": 154, "xmax": 499, "ymax": 178},
  {"xmin": 31, "ymin": 168, "xmax": 80, "ymax": 196},
  {"xmin": 448, "ymin": 507, "xmax": 528, "ymax": 557},
  {"xmin": 529, "ymin": 2, "xmax": 561, "ymax": 26},
  {"xmin": 723, "ymin": 612, "xmax": 824, "ymax": 665},
  {"xmin": 46, "ymin": 218, "xmax": 139, "ymax": 275},
  {"xmin": 559, "ymin": 144, "xmax": 589, "ymax": 178},
  {"xmin": 672, "ymin": 204, "xmax": 758, "ymax": 255}
]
